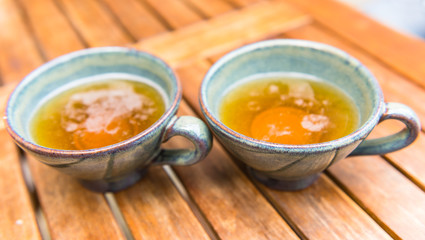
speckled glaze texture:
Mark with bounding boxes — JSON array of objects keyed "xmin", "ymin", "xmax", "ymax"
[
  {"xmin": 6, "ymin": 47, "xmax": 212, "ymax": 192},
  {"xmin": 200, "ymin": 39, "xmax": 420, "ymax": 191}
]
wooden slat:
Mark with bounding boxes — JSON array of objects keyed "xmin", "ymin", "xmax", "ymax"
[
  {"xmin": 0, "ymin": 131, "xmax": 41, "ymax": 240},
  {"xmin": 283, "ymin": 0, "xmax": 425, "ymax": 89},
  {"xmin": 284, "ymin": 23, "xmax": 425, "ymax": 188},
  {"xmin": 13, "ymin": 6, "xmax": 203, "ymax": 240},
  {"xmin": 1, "ymin": 0, "xmax": 212, "ymax": 238},
  {"xmin": 17, "ymin": 0, "xmax": 84, "ymax": 59},
  {"xmin": 56, "ymin": 0, "xmax": 131, "ymax": 46},
  {"xmin": 0, "ymin": 0, "xmax": 43, "ymax": 84},
  {"xmin": 177, "ymin": 61, "xmax": 211, "ymax": 113},
  {"xmin": 375, "ymin": 123, "xmax": 425, "ymax": 189},
  {"xmin": 181, "ymin": 0, "xmax": 234, "ymax": 18},
  {"xmin": 284, "ymin": 24, "xmax": 425, "ymax": 128},
  {"xmin": 329, "ymin": 156, "xmax": 425, "ymax": 239},
  {"xmin": 2, "ymin": 1, "xmax": 133, "ymax": 238},
  {"xmin": 27, "ymin": 158, "xmax": 125, "ymax": 239},
  {"xmin": 115, "ymin": 167, "xmax": 210, "ymax": 239},
  {"xmin": 283, "ymin": 22, "xmax": 425, "ymax": 238},
  {"xmin": 65, "ymin": 3, "xmax": 220, "ymax": 237},
  {"xmin": 170, "ymin": 101, "xmax": 300, "ymax": 239},
  {"xmin": 262, "ymin": 176, "xmax": 392, "ymax": 239},
  {"xmin": 2, "ymin": 11, "xmax": 121, "ymax": 236},
  {"xmin": 100, "ymin": 0, "xmax": 167, "ymax": 39},
  {"xmin": 176, "ymin": 60, "xmax": 392, "ymax": 239},
  {"xmin": 0, "ymin": 81, "xmax": 19, "ymax": 130},
  {"xmin": 143, "ymin": 0, "xmax": 202, "ymax": 29},
  {"xmin": 4, "ymin": 1, "xmax": 423, "ymax": 239},
  {"xmin": 134, "ymin": 0, "xmax": 311, "ymax": 67}
]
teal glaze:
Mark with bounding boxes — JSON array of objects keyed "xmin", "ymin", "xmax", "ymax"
[
  {"xmin": 5, "ymin": 47, "xmax": 212, "ymax": 192},
  {"xmin": 200, "ymin": 39, "xmax": 420, "ymax": 191}
]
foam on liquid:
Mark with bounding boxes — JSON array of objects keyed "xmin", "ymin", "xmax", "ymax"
[{"xmin": 31, "ymin": 75, "xmax": 166, "ymax": 150}]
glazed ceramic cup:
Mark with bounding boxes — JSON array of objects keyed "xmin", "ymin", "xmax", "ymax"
[
  {"xmin": 5, "ymin": 47, "xmax": 212, "ymax": 192},
  {"xmin": 200, "ymin": 39, "xmax": 420, "ymax": 191}
]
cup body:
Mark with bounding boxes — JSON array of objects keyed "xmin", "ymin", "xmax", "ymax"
[
  {"xmin": 200, "ymin": 40, "xmax": 399, "ymax": 190},
  {"xmin": 6, "ymin": 47, "xmax": 212, "ymax": 192}
]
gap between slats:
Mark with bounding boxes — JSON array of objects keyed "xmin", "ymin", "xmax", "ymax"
[
  {"xmin": 324, "ymin": 170, "xmax": 401, "ymax": 239},
  {"xmin": 281, "ymin": 22, "xmax": 425, "ymax": 191},
  {"xmin": 135, "ymin": 0, "xmax": 174, "ymax": 31},
  {"xmin": 280, "ymin": 22, "xmax": 425, "ymax": 239},
  {"xmin": 101, "ymin": 164, "xmax": 222, "ymax": 240},
  {"xmin": 14, "ymin": 0, "xmax": 50, "ymax": 62},
  {"xmin": 381, "ymin": 154, "xmax": 425, "ymax": 192},
  {"xmin": 104, "ymin": 193, "xmax": 135, "ymax": 240},
  {"xmin": 6, "ymin": 1, "xmax": 56, "ymax": 239},
  {"xmin": 95, "ymin": 0, "xmax": 137, "ymax": 42},
  {"xmin": 178, "ymin": 59, "xmax": 306, "ymax": 240},
  {"xmin": 200, "ymin": 30, "xmax": 425, "ymax": 236},
  {"xmin": 89, "ymin": 0, "xmax": 221, "ymax": 237},
  {"xmin": 16, "ymin": 148, "xmax": 52, "ymax": 240},
  {"xmin": 177, "ymin": 0, "xmax": 210, "ymax": 19},
  {"xmin": 52, "ymin": 0, "xmax": 90, "ymax": 48},
  {"xmin": 8, "ymin": 0, "xmax": 416, "ymax": 238},
  {"xmin": 7, "ymin": 0, "xmax": 237, "ymax": 239},
  {"xmin": 163, "ymin": 165, "xmax": 221, "ymax": 240}
]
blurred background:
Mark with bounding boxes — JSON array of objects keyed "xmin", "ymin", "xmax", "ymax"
[{"xmin": 339, "ymin": 0, "xmax": 425, "ymax": 39}]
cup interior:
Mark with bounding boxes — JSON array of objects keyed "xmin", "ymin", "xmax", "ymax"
[
  {"xmin": 6, "ymin": 47, "xmax": 179, "ymax": 147},
  {"xmin": 201, "ymin": 40, "xmax": 383, "ymax": 144}
]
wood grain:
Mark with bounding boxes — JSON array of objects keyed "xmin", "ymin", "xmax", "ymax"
[
  {"xmin": 115, "ymin": 167, "xmax": 210, "ymax": 240},
  {"xmin": 56, "ymin": 0, "xmax": 131, "ymax": 46},
  {"xmin": 0, "ymin": 0, "xmax": 43, "ymax": 84},
  {"xmin": 283, "ymin": 0, "xmax": 425, "ymax": 89},
  {"xmin": 284, "ymin": 23, "xmax": 425, "ymax": 189},
  {"xmin": 329, "ymin": 156, "xmax": 425, "ymax": 239},
  {"xmin": 176, "ymin": 60, "xmax": 392, "ymax": 239},
  {"xmin": 10, "ymin": 3, "xmax": 206, "ymax": 240},
  {"xmin": 283, "ymin": 22, "xmax": 425, "ymax": 238},
  {"xmin": 366, "ymin": 120, "xmax": 425, "ymax": 189},
  {"xmin": 0, "ymin": 131, "xmax": 41, "ymax": 240},
  {"xmin": 18, "ymin": 0, "xmax": 84, "ymax": 59},
  {"xmin": 285, "ymin": 23, "xmax": 425, "ymax": 128},
  {"xmin": 170, "ymin": 101, "xmax": 300, "ymax": 239},
  {"xmin": 2, "ymin": 0, "xmax": 425, "ymax": 239},
  {"xmin": 27, "ymin": 157, "xmax": 125, "ymax": 239},
  {"xmin": 262, "ymin": 176, "xmax": 391, "ymax": 239},
  {"xmin": 177, "ymin": 60, "xmax": 211, "ymax": 114},
  {"xmin": 100, "ymin": 0, "xmax": 167, "ymax": 39},
  {"xmin": 181, "ymin": 0, "xmax": 234, "ymax": 18},
  {"xmin": 2, "ymin": 0, "xmax": 131, "ymax": 238},
  {"xmin": 143, "ymin": 0, "xmax": 202, "ymax": 29},
  {"xmin": 135, "ymin": 0, "xmax": 311, "ymax": 67},
  {"xmin": 4, "ymin": 1, "xmax": 127, "ymax": 234}
]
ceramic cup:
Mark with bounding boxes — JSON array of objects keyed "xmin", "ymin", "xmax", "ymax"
[
  {"xmin": 5, "ymin": 47, "xmax": 212, "ymax": 192},
  {"xmin": 200, "ymin": 39, "xmax": 420, "ymax": 191}
]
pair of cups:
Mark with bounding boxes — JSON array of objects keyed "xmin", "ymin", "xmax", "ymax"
[{"xmin": 5, "ymin": 40, "xmax": 420, "ymax": 192}]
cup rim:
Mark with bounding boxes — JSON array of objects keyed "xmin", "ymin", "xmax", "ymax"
[
  {"xmin": 200, "ymin": 39, "xmax": 385, "ymax": 153},
  {"xmin": 5, "ymin": 46, "xmax": 181, "ymax": 157}
]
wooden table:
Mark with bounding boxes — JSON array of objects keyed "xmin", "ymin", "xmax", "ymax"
[{"xmin": 1, "ymin": 0, "xmax": 425, "ymax": 239}]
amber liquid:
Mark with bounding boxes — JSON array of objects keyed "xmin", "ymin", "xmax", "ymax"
[
  {"xmin": 219, "ymin": 74, "xmax": 360, "ymax": 145},
  {"xmin": 31, "ymin": 77, "xmax": 166, "ymax": 150}
]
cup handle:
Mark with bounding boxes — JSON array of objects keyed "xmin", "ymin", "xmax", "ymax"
[
  {"xmin": 350, "ymin": 102, "xmax": 421, "ymax": 156},
  {"xmin": 152, "ymin": 116, "xmax": 212, "ymax": 165}
]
